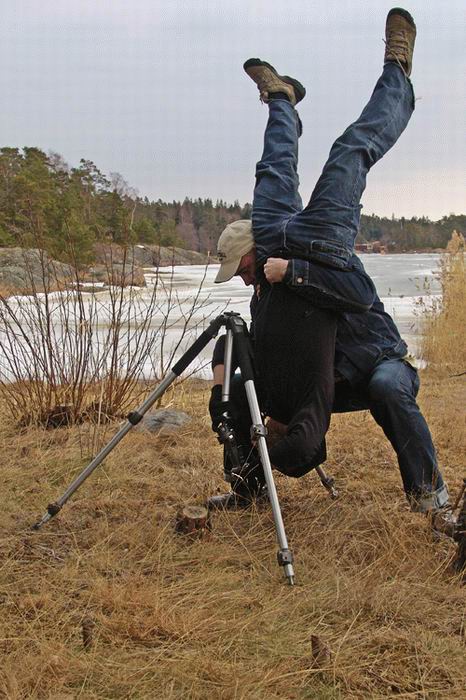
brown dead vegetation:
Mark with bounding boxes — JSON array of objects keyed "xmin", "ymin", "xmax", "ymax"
[
  {"xmin": 0, "ymin": 368, "xmax": 465, "ymax": 699},
  {"xmin": 0, "ymin": 242, "xmax": 465, "ymax": 698},
  {"xmin": 420, "ymin": 230, "xmax": 466, "ymax": 376}
]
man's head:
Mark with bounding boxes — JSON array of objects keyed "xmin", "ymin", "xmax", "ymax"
[{"xmin": 214, "ymin": 219, "xmax": 256, "ymax": 286}]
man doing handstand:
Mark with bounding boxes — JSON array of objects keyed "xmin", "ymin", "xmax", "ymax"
[
  {"xmin": 208, "ymin": 10, "xmax": 454, "ymax": 534},
  {"xmin": 214, "ymin": 9, "xmax": 418, "ymax": 480}
]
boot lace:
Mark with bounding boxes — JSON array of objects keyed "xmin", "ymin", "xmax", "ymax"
[{"xmin": 384, "ymin": 30, "xmax": 410, "ymax": 72}]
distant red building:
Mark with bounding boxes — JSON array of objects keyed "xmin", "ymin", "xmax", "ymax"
[{"xmin": 355, "ymin": 240, "xmax": 386, "ymax": 254}]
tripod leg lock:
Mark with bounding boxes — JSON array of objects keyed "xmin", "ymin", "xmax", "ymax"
[
  {"xmin": 47, "ymin": 502, "xmax": 62, "ymax": 517},
  {"xmin": 277, "ymin": 548, "xmax": 294, "ymax": 566},
  {"xmin": 127, "ymin": 411, "xmax": 143, "ymax": 425},
  {"xmin": 250, "ymin": 424, "xmax": 267, "ymax": 440}
]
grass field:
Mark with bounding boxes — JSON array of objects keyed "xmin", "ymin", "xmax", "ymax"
[
  {"xmin": 1, "ymin": 242, "xmax": 465, "ymax": 699},
  {"xmin": 1, "ymin": 369, "xmax": 465, "ymax": 699}
]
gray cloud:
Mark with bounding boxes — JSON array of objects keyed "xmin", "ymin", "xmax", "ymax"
[{"xmin": 1, "ymin": 0, "xmax": 464, "ymax": 218}]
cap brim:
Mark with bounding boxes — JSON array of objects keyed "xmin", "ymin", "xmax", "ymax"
[{"xmin": 214, "ymin": 257, "xmax": 241, "ymax": 283}]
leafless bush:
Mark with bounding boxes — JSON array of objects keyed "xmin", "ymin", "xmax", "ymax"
[{"xmin": 0, "ymin": 246, "xmax": 219, "ymax": 426}]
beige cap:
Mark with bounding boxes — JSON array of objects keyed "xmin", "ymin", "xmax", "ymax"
[{"xmin": 214, "ymin": 219, "xmax": 254, "ymax": 283}]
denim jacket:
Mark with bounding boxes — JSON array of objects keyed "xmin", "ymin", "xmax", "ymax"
[
  {"xmin": 334, "ymin": 301, "xmax": 408, "ymax": 385},
  {"xmin": 283, "ymin": 256, "xmax": 407, "ymax": 385},
  {"xmin": 216, "ymin": 255, "xmax": 407, "ymax": 386},
  {"xmin": 278, "ymin": 253, "xmax": 376, "ymax": 313}
]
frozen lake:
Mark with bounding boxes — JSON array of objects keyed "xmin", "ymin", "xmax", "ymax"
[
  {"xmin": 153, "ymin": 252, "xmax": 441, "ymax": 363},
  {"xmin": 0, "ymin": 254, "xmax": 441, "ymax": 381}
]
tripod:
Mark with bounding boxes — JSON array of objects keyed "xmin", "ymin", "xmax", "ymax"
[{"xmin": 32, "ymin": 312, "xmax": 297, "ymax": 584}]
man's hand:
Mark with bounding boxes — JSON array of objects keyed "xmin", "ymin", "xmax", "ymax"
[
  {"xmin": 265, "ymin": 417, "xmax": 287, "ymax": 448},
  {"xmin": 264, "ymin": 257, "xmax": 288, "ymax": 284}
]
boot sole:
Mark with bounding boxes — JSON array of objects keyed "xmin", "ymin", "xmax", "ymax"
[
  {"xmin": 386, "ymin": 7, "xmax": 416, "ymax": 29},
  {"xmin": 243, "ymin": 58, "xmax": 306, "ymax": 103}
]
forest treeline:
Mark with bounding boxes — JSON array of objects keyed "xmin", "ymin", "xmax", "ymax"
[{"xmin": 0, "ymin": 147, "xmax": 464, "ymax": 264}]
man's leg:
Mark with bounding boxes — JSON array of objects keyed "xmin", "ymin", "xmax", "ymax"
[
  {"xmin": 286, "ymin": 11, "xmax": 416, "ymax": 268},
  {"xmin": 243, "ymin": 63, "xmax": 339, "ymax": 470},
  {"xmin": 254, "ymin": 284, "xmax": 337, "ymax": 475},
  {"xmin": 242, "ymin": 59, "xmax": 307, "ymax": 264},
  {"xmin": 252, "ymin": 98, "xmax": 304, "ymax": 265},
  {"xmin": 208, "ymin": 367, "xmax": 266, "ymax": 509},
  {"xmin": 364, "ymin": 359, "xmax": 449, "ymax": 512},
  {"xmin": 243, "ymin": 57, "xmax": 389, "ymax": 314},
  {"xmin": 319, "ymin": 371, "xmax": 454, "ymax": 537},
  {"xmin": 288, "ymin": 63, "xmax": 415, "ymax": 265}
]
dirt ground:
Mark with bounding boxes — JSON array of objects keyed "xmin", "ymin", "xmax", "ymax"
[{"xmin": 0, "ymin": 370, "xmax": 465, "ymax": 699}]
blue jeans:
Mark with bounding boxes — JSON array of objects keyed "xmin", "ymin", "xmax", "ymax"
[
  {"xmin": 333, "ymin": 359, "xmax": 449, "ymax": 512},
  {"xmin": 252, "ymin": 63, "xmax": 415, "ymax": 269},
  {"xmin": 224, "ymin": 359, "xmax": 449, "ymax": 512}
]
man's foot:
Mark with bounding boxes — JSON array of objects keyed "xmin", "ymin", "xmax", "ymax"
[
  {"xmin": 207, "ymin": 484, "xmax": 269, "ymax": 511},
  {"xmin": 452, "ymin": 484, "xmax": 466, "ymax": 574},
  {"xmin": 243, "ymin": 59, "xmax": 306, "ymax": 106},
  {"xmin": 384, "ymin": 8, "xmax": 416, "ymax": 77},
  {"xmin": 429, "ymin": 505, "xmax": 457, "ymax": 540}
]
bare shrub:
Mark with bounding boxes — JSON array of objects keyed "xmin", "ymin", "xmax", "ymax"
[
  {"xmin": 0, "ymin": 245, "xmax": 219, "ymax": 426},
  {"xmin": 1, "ymin": 377, "xmax": 465, "ymax": 698},
  {"xmin": 420, "ymin": 230, "xmax": 466, "ymax": 374}
]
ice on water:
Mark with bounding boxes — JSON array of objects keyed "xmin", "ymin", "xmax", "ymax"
[{"xmin": 0, "ymin": 254, "xmax": 441, "ymax": 381}]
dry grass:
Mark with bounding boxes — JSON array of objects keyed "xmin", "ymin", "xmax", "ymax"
[
  {"xmin": 0, "ymin": 372, "xmax": 465, "ymax": 699},
  {"xmin": 1, "ymin": 237, "xmax": 466, "ymax": 699},
  {"xmin": 420, "ymin": 231, "xmax": 466, "ymax": 376}
]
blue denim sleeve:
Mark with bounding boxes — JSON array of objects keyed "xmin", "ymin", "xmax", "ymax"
[{"xmin": 283, "ymin": 256, "xmax": 375, "ymax": 313}]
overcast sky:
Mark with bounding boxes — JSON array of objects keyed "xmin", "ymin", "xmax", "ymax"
[{"xmin": 1, "ymin": 0, "xmax": 464, "ymax": 219}]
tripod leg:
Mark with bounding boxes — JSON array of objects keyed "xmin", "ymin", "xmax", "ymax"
[
  {"xmin": 245, "ymin": 380, "xmax": 295, "ymax": 585},
  {"xmin": 315, "ymin": 465, "xmax": 339, "ymax": 499},
  {"xmin": 212, "ymin": 326, "xmax": 262, "ymax": 493},
  {"xmin": 32, "ymin": 371, "xmax": 177, "ymax": 530},
  {"xmin": 227, "ymin": 314, "xmax": 295, "ymax": 585},
  {"xmin": 218, "ymin": 328, "xmax": 245, "ymax": 485},
  {"xmin": 32, "ymin": 314, "xmax": 227, "ymax": 530},
  {"xmin": 222, "ymin": 329, "xmax": 234, "ymax": 402}
]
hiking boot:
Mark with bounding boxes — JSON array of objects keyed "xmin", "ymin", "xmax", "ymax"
[
  {"xmin": 452, "ymin": 527, "xmax": 466, "ymax": 575},
  {"xmin": 207, "ymin": 462, "xmax": 269, "ymax": 511},
  {"xmin": 243, "ymin": 59, "xmax": 306, "ymax": 106},
  {"xmin": 429, "ymin": 505, "xmax": 457, "ymax": 540},
  {"xmin": 384, "ymin": 8, "xmax": 416, "ymax": 77},
  {"xmin": 207, "ymin": 484, "xmax": 269, "ymax": 510}
]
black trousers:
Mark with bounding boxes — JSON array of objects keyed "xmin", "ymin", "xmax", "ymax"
[
  {"xmin": 225, "ymin": 361, "xmax": 449, "ymax": 512},
  {"xmin": 253, "ymin": 283, "xmax": 337, "ymax": 475}
]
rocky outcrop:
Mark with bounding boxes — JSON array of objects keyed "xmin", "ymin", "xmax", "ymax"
[
  {"xmin": 80, "ymin": 263, "xmax": 146, "ymax": 287},
  {"xmin": 0, "ymin": 247, "xmax": 74, "ymax": 293},
  {"xmin": 93, "ymin": 243, "xmax": 210, "ymax": 268},
  {"xmin": 0, "ymin": 243, "xmax": 213, "ymax": 295},
  {"xmin": 155, "ymin": 246, "xmax": 211, "ymax": 266}
]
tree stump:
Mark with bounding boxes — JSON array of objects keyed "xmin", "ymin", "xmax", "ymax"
[
  {"xmin": 81, "ymin": 616, "xmax": 95, "ymax": 649},
  {"xmin": 310, "ymin": 634, "xmax": 332, "ymax": 668},
  {"xmin": 175, "ymin": 505, "xmax": 211, "ymax": 537}
]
